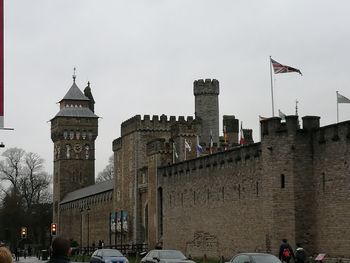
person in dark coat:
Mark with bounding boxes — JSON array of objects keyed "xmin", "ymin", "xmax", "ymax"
[
  {"xmin": 47, "ymin": 236, "xmax": 71, "ymax": 263},
  {"xmin": 279, "ymin": 238, "xmax": 295, "ymax": 263},
  {"xmin": 295, "ymin": 243, "xmax": 306, "ymax": 263}
]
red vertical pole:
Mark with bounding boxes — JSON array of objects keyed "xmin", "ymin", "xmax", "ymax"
[{"xmin": 0, "ymin": 0, "xmax": 4, "ymax": 128}]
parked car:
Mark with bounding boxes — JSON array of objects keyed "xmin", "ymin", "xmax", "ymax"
[
  {"xmin": 226, "ymin": 253, "xmax": 282, "ymax": 263},
  {"xmin": 90, "ymin": 249, "xmax": 129, "ymax": 263},
  {"xmin": 141, "ymin": 249, "xmax": 195, "ymax": 263}
]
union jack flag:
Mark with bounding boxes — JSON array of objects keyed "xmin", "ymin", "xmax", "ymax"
[{"xmin": 271, "ymin": 58, "xmax": 302, "ymax": 75}]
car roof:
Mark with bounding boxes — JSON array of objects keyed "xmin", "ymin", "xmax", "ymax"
[
  {"xmin": 95, "ymin": 249, "xmax": 123, "ymax": 253},
  {"xmin": 237, "ymin": 253, "xmax": 275, "ymax": 256},
  {"xmin": 150, "ymin": 249, "xmax": 181, "ymax": 252}
]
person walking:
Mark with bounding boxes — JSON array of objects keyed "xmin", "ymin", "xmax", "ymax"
[
  {"xmin": 47, "ymin": 236, "xmax": 72, "ymax": 263},
  {"xmin": 295, "ymin": 243, "xmax": 306, "ymax": 263},
  {"xmin": 279, "ymin": 238, "xmax": 295, "ymax": 263},
  {"xmin": 0, "ymin": 246, "xmax": 13, "ymax": 263},
  {"xmin": 14, "ymin": 246, "xmax": 20, "ymax": 261}
]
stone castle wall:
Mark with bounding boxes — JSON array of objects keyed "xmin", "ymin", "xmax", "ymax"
[
  {"xmin": 311, "ymin": 121, "xmax": 350, "ymax": 258},
  {"xmin": 60, "ymin": 190, "xmax": 113, "ymax": 247},
  {"xmin": 157, "ymin": 117, "xmax": 350, "ymax": 260},
  {"xmin": 113, "ymin": 113, "xmax": 201, "ymax": 246}
]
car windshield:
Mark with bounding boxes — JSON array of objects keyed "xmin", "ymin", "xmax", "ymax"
[
  {"xmin": 251, "ymin": 254, "xmax": 281, "ymax": 263},
  {"xmin": 159, "ymin": 250, "xmax": 186, "ymax": 260},
  {"xmin": 102, "ymin": 250, "xmax": 123, "ymax": 257}
]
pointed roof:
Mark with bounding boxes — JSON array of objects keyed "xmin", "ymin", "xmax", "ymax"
[
  {"xmin": 54, "ymin": 106, "xmax": 99, "ymax": 119},
  {"xmin": 60, "ymin": 82, "xmax": 90, "ymax": 102}
]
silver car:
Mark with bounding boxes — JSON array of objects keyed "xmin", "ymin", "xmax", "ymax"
[
  {"xmin": 141, "ymin": 249, "xmax": 195, "ymax": 263},
  {"xmin": 226, "ymin": 253, "xmax": 282, "ymax": 263},
  {"xmin": 90, "ymin": 249, "xmax": 129, "ymax": 263}
]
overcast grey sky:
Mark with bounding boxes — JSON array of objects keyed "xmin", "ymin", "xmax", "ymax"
[{"xmin": 2, "ymin": 0, "xmax": 350, "ymax": 175}]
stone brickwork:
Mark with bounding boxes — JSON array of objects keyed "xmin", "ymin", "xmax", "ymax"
[
  {"xmin": 51, "ymin": 80, "xmax": 98, "ymax": 226},
  {"xmin": 113, "ymin": 114, "xmax": 199, "ymax": 248},
  {"xmin": 59, "ymin": 190, "xmax": 113, "ymax": 247},
  {"xmin": 194, "ymin": 79, "xmax": 220, "ymax": 145},
  {"xmin": 54, "ymin": 77, "xmax": 350, "ymax": 262},
  {"xmin": 157, "ymin": 116, "xmax": 350, "ymax": 260}
]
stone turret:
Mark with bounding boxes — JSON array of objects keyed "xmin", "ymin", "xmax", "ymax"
[
  {"xmin": 223, "ymin": 115, "xmax": 239, "ymax": 146},
  {"xmin": 194, "ymin": 79, "xmax": 220, "ymax": 146}
]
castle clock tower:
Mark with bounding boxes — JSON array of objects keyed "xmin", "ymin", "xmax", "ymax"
[{"xmin": 50, "ymin": 76, "xmax": 98, "ymax": 225}]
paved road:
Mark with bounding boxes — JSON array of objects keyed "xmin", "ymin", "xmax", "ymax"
[{"xmin": 16, "ymin": 257, "xmax": 85, "ymax": 263}]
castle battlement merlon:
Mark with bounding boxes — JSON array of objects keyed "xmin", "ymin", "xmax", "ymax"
[
  {"xmin": 313, "ymin": 119, "xmax": 350, "ymax": 144},
  {"xmin": 112, "ymin": 137, "xmax": 122, "ymax": 151},
  {"xmin": 159, "ymin": 142, "xmax": 261, "ymax": 178},
  {"xmin": 146, "ymin": 138, "xmax": 172, "ymax": 156},
  {"xmin": 301, "ymin": 116, "xmax": 320, "ymax": 131},
  {"xmin": 193, "ymin": 79, "xmax": 220, "ymax": 95},
  {"xmin": 261, "ymin": 115, "xmax": 301, "ymax": 137},
  {"xmin": 121, "ymin": 114, "xmax": 197, "ymax": 136}
]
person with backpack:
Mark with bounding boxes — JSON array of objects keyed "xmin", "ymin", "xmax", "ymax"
[
  {"xmin": 295, "ymin": 243, "xmax": 306, "ymax": 263},
  {"xmin": 279, "ymin": 239, "xmax": 295, "ymax": 263}
]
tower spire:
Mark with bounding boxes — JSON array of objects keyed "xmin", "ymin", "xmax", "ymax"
[{"xmin": 72, "ymin": 67, "xmax": 77, "ymax": 82}]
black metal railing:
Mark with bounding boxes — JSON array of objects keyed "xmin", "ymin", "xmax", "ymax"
[{"xmin": 76, "ymin": 243, "xmax": 148, "ymax": 256}]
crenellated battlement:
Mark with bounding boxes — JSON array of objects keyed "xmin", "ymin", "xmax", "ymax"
[
  {"xmin": 159, "ymin": 142, "xmax": 261, "ymax": 177},
  {"xmin": 193, "ymin": 78, "xmax": 220, "ymax": 95},
  {"xmin": 260, "ymin": 115, "xmax": 301, "ymax": 137},
  {"xmin": 112, "ymin": 137, "xmax": 122, "ymax": 151},
  {"xmin": 146, "ymin": 138, "xmax": 172, "ymax": 156},
  {"xmin": 313, "ymin": 120, "xmax": 350, "ymax": 144},
  {"xmin": 121, "ymin": 113, "xmax": 197, "ymax": 136}
]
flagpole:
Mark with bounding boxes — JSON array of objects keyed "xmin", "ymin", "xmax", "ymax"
[
  {"xmin": 270, "ymin": 56, "xmax": 275, "ymax": 117},
  {"xmin": 336, "ymin": 91, "xmax": 339, "ymax": 123},
  {"xmin": 172, "ymin": 143, "xmax": 175, "ymax": 163},
  {"xmin": 184, "ymin": 140, "xmax": 187, "ymax": 161}
]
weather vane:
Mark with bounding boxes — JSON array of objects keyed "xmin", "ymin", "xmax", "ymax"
[{"xmin": 73, "ymin": 67, "xmax": 77, "ymax": 82}]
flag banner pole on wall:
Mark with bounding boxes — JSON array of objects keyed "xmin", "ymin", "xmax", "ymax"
[{"xmin": 269, "ymin": 56, "xmax": 275, "ymax": 117}]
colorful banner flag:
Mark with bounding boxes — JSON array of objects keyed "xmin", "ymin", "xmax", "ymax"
[
  {"xmin": 196, "ymin": 136, "xmax": 203, "ymax": 157},
  {"xmin": 271, "ymin": 58, "xmax": 302, "ymax": 75},
  {"xmin": 239, "ymin": 122, "xmax": 245, "ymax": 146},
  {"xmin": 223, "ymin": 125, "xmax": 227, "ymax": 150}
]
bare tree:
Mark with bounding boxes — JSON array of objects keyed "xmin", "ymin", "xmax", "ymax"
[
  {"xmin": 20, "ymin": 152, "xmax": 51, "ymax": 210},
  {"xmin": 0, "ymin": 148, "xmax": 51, "ymax": 210},
  {"xmin": 96, "ymin": 155, "xmax": 114, "ymax": 182},
  {"xmin": 0, "ymin": 148, "xmax": 52, "ymax": 246},
  {"xmin": 0, "ymin": 148, "xmax": 25, "ymax": 192}
]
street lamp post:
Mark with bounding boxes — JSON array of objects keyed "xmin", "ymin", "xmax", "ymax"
[
  {"xmin": 80, "ymin": 208, "xmax": 83, "ymax": 252},
  {"xmin": 87, "ymin": 207, "xmax": 90, "ymax": 254}
]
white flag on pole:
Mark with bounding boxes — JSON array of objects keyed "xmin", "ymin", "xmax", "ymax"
[
  {"xmin": 278, "ymin": 109, "xmax": 286, "ymax": 120},
  {"xmin": 184, "ymin": 139, "xmax": 191, "ymax": 152},
  {"xmin": 337, "ymin": 92, "xmax": 350, "ymax": 103}
]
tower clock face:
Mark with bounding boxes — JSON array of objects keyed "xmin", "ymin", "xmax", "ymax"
[{"xmin": 74, "ymin": 143, "xmax": 82, "ymax": 153}]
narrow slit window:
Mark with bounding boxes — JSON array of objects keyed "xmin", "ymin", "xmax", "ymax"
[
  {"xmin": 322, "ymin": 172, "xmax": 325, "ymax": 192},
  {"xmin": 281, "ymin": 174, "xmax": 285, "ymax": 188}
]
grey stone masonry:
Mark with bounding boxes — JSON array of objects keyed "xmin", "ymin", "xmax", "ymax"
[{"xmin": 194, "ymin": 79, "xmax": 220, "ymax": 146}]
